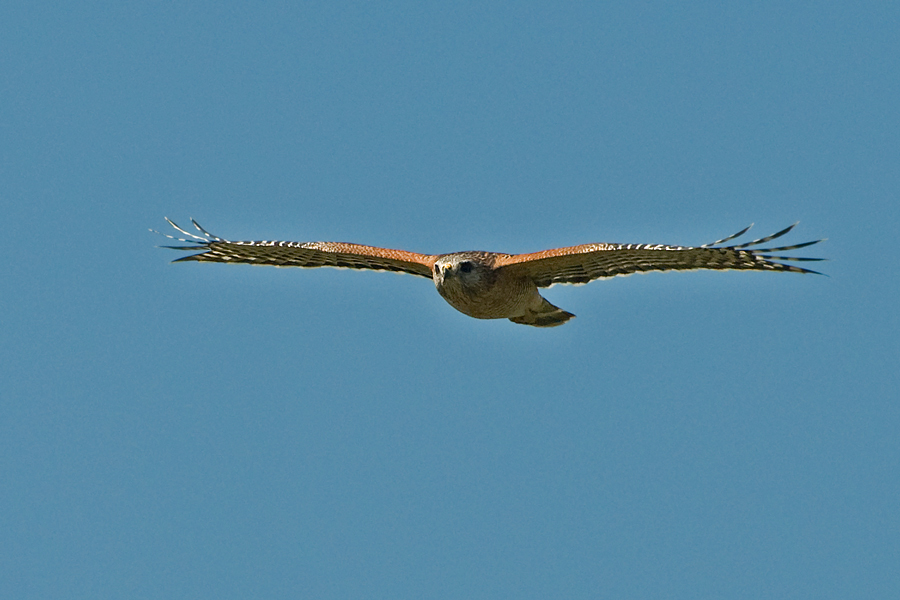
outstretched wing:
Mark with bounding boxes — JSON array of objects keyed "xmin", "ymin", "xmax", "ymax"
[
  {"xmin": 497, "ymin": 223, "xmax": 825, "ymax": 288},
  {"xmin": 155, "ymin": 218, "xmax": 437, "ymax": 279}
]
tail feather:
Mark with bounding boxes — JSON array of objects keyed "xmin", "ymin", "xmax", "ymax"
[{"xmin": 509, "ymin": 297, "xmax": 575, "ymax": 328}]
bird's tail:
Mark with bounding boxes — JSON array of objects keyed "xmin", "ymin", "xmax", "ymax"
[{"xmin": 509, "ymin": 297, "xmax": 575, "ymax": 328}]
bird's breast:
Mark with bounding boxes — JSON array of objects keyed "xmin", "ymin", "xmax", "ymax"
[{"xmin": 434, "ymin": 269, "xmax": 538, "ymax": 320}]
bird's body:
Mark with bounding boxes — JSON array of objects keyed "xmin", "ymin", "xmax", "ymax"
[{"xmin": 157, "ymin": 219, "xmax": 824, "ymax": 327}]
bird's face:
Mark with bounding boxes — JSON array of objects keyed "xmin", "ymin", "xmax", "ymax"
[{"xmin": 432, "ymin": 255, "xmax": 490, "ymax": 292}]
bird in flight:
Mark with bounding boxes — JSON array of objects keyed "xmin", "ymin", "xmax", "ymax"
[{"xmin": 156, "ymin": 219, "xmax": 824, "ymax": 327}]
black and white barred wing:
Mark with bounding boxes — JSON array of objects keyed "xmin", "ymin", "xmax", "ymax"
[
  {"xmin": 156, "ymin": 218, "xmax": 437, "ymax": 279},
  {"xmin": 497, "ymin": 223, "xmax": 825, "ymax": 288}
]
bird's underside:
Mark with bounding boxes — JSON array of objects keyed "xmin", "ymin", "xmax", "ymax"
[{"xmin": 156, "ymin": 219, "xmax": 825, "ymax": 327}]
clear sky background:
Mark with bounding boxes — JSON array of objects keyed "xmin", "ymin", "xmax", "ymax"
[{"xmin": 2, "ymin": 2, "xmax": 897, "ymax": 598}]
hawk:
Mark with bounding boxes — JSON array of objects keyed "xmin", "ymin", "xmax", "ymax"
[{"xmin": 157, "ymin": 219, "xmax": 824, "ymax": 327}]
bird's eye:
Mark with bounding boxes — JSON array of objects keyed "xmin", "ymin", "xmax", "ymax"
[{"xmin": 459, "ymin": 261, "xmax": 473, "ymax": 273}]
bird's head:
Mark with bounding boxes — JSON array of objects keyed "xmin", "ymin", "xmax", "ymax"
[{"xmin": 432, "ymin": 253, "xmax": 493, "ymax": 292}]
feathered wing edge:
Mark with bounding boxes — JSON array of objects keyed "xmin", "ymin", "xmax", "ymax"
[
  {"xmin": 152, "ymin": 217, "xmax": 226, "ymax": 253},
  {"xmin": 699, "ymin": 222, "xmax": 827, "ymax": 274},
  {"xmin": 152, "ymin": 218, "xmax": 436, "ymax": 278}
]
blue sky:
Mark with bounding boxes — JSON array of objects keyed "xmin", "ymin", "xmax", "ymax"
[{"xmin": 2, "ymin": 2, "xmax": 898, "ymax": 598}]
